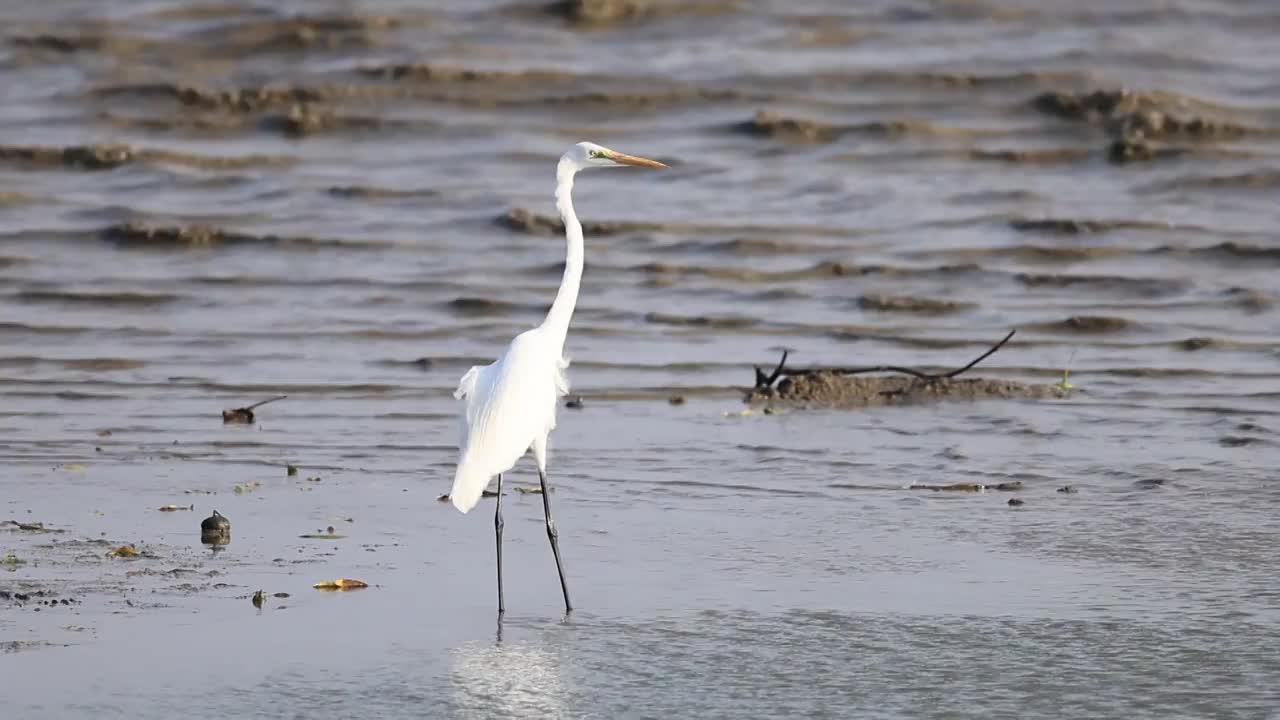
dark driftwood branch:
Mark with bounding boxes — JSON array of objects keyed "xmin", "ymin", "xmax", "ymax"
[
  {"xmin": 753, "ymin": 330, "xmax": 1017, "ymax": 390},
  {"xmin": 222, "ymin": 394, "xmax": 288, "ymax": 424}
]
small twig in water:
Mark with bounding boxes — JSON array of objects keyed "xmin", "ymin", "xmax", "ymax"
[{"xmin": 752, "ymin": 330, "xmax": 1017, "ymax": 390}]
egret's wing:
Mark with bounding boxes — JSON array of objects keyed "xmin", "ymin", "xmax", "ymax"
[
  {"xmin": 454, "ymin": 364, "xmax": 484, "ymax": 448},
  {"xmin": 450, "ymin": 330, "xmax": 561, "ymax": 512},
  {"xmin": 554, "ymin": 355, "xmax": 571, "ymax": 397}
]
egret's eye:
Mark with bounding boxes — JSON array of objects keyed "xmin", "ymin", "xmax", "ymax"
[{"xmin": 589, "ymin": 149, "xmax": 603, "ymax": 158}]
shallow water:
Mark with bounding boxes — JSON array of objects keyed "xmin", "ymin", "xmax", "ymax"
[{"xmin": 2, "ymin": 0, "xmax": 1279, "ymax": 717}]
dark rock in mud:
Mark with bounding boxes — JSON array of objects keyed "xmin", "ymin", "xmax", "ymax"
[
  {"xmin": 200, "ymin": 510, "xmax": 231, "ymax": 546},
  {"xmin": 856, "ymin": 294, "xmax": 972, "ymax": 315},
  {"xmin": 747, "ymin": 373, "xmax": 1058, "ymax": 409},
  {"xmin": 1133, "ymin": 478, "xmax": 1165, "ymax": 490},
  {"xmin": 1057, "ymin": 485, "xmax": 1077, "ymax": 494},
  {"xmin": 1007, "ymin": 498, "xmax": 1024, "ymax": 507}
]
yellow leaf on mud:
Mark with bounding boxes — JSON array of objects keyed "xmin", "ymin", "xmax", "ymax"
[
  {"xmin": 312, "ymin": 578, "xmax": 368, "ymax": 590},
  {"xmin": 109, "ymin": 545, "xmax": 139, "ymax": 558}
]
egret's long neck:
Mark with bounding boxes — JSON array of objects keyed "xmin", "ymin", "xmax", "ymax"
[{"xmin": 540, "ymin": 160, "xmax": 583, "ymax": 349}]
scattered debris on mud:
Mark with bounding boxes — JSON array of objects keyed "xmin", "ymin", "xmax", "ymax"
[{"xmin": 312, "ymin": 578, "xmax": 368, "ymax": 591}]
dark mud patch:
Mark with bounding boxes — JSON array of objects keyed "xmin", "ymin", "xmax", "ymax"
[
  {"xmin": 99, "ymin": 223, "xmax": 377, "ymax": 250},
  {"xmin": 357, "ymin": 63, "xmax": 578, "ymax": 86},
  {"xmin": 660, "ymin": 237, "xmax": 839, "ymax": 256},
  {"xmin": 497, "ymin": 207, "xmax": 669, "ymax": 237},
  {"xmin": 546, "ymin": 0, "xmax": 739, "ymax": 26},
  {"xmin": 10, "ymin": 290, "xmax": 184, "ymax": 308},
  {"xmin": 969, "ymin": 148, "xmax": 1093, "ymax": 164},
  {"xmin": 1027, "ymin": 316, "xmax": 1134, "ymax": 335},
  {"xmin": 644, "ymin": 312, "xmax": 758, "ymax": 328},
  {"xmin": 189, "ymin": 13, "xmax": 417, "ymax": 55},
  {"xmin": 736, "ymin": 111, "xmax": 983, "ymax": 143},
  {"xmin": 259, "ymin": 105, "xmax": 418, "ymax": 138},
  {"xmin": 1155, "ymin": 242, "xmax": 1280, "ymax": 266},
  {"xmin": 327, "ymin": 186, "xmax": 440, "ymax": 201},
  {"xmin": 1031, "ymin": 89, "xmax": 1268, "ymax": 140},
  {"xmin": 1177, "ymin": 337, "xmax": 1238, "ymax": 352},
  {"xmin": 856, "ymin": 294, "xmax": 973, "ymax": 315},
  {"xmin": 1139, "ymin": 170, "xmax": 1280, "ymax": 193},
  {"xmin": 446, "ymin": 297, "xmax": 539, "ymax": 317},
  {"xmin": 1010, "ymin": 217, "xmax": 1170, "ymax": 235},
  {"xmin": 637, "ymin": 259, "xmax": 983, "ymax": 285},
  {"xmin": 1015, "ymin": 272, "xmax": 1186, "ymax": 298},
  {"xmin": 917, "ymin": 244, "xmax": 1128, "ymax": 264},
  {"xmin": 501, "ymin": 208, "xmax": 861, "ymax": 240},
  {"xmin": 95, "ymin": 82, "xmax": 346, "ymax": 113},
  {"xmin": 96, "ymin": 80, "xmax": 744, "ymax": 115},
  {"xmin": 748, "ymin": 373, "xmax": 1058, "ymax": 409},
  {"xmin": 0, "ymin": 143, "xmax": 292, "ymax": 171}
]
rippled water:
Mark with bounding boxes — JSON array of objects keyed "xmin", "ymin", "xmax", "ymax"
[{"xmin": 2, "ymin": 1, "xmax": 1279, "ymax": 717}]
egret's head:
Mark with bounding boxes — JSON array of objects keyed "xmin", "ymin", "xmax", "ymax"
[{"xmin": 565, "ymin": 142, "xmax": 667, "ymax": 171}]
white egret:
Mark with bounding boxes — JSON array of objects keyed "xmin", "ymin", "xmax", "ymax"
[{"xmin": 449, "ymin": 142, "xmax": 666, "ymax": 614}]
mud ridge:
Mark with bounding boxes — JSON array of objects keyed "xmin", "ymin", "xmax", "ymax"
[
  {"xmin": 748, "ymin": 374, "xmax": 1058, "ymax": 409},
  {"xmin": 1015, "ymin": 272, "xmax": 1187, "ymax": 297},
  {"xmin": 1031, "ymin": 88, "xmax": 1269, "ymax": 140},
  {"xmin": 0, "ymin": 143, "xmax": 292, "ymax": 171},
  {"xmin": 856, "ymin": 294, "xmax": 974, "ymax": 315},
  {"xmin": 1026, "ymin": 316, "xmax": 1134, "ymax": 334},
  {"xmin": 737, "ymin": 111, "xmax": 981, "ymax": 143},
  {"xmin": 99, "ymin": 223, "xmax": 379, "ymax": 250},
  {"xmin": 1009, "ymin": 217, "xmax": 1170, "ymax": 235}
]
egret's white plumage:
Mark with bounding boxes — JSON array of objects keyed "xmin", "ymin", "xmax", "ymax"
[
  {"xmin": 446, "ymin": 141, "xmax": 665, "ymax": 613},
  {"xmin": 450, "ymin": 329, "xmax": 568, "ymax": 513}
]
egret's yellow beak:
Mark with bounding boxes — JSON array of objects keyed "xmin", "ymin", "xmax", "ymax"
[{"xmin": 604, "ymin": 150, "xmax": 667, "ymax": 168}]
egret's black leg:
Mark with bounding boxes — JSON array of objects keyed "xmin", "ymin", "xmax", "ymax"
[
  {"xmin": 538, "ymin": 469, "xmax": 572, "ymax": 613},
  {"xmin": 495, "ymin": 473, "xmax": 505, "ymax": 616}
]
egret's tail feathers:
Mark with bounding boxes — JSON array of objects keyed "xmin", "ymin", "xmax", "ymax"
[{"xmin": 450, "ymin": 462, "xmax": 492, "ymax": 514}]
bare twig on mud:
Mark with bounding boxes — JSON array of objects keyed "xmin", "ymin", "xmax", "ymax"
[{"xmin": 752, "ymin": 330, "xmax": 1017, "ymax": 390}]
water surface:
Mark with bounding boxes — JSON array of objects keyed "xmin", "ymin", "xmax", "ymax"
[{"xmin": 2, "ymin": 1, "xmax": 1278, "ymax": 717}]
